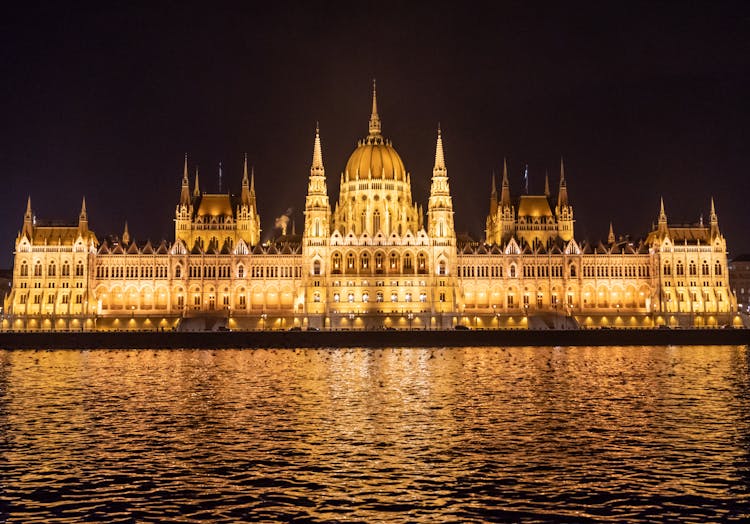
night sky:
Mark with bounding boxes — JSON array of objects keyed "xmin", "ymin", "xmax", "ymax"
[{"xmin": 2, "ymin": 2, "xmax": 749, "ymax": 268}]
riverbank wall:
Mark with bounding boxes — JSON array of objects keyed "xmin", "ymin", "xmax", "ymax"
[{"xmin": 0, "ymin": 328, "xmax": 748, "ymax": 350}]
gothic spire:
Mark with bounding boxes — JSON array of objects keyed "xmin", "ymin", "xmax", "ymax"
[
  {"xmin": 241, "ymin": 154, "xmax": 252, "ymax": 206},
  {"xmin": 79, "ymin": 196, "xmax": 87, "ymax": 223},
  {"xmin": 544, "ymin": 172, "xmax": 550, "ymax": 198},
  {"xmin": 180, "ymin": 154, "xmax": 191, "ymax": 205},
  {"xmin": 22, "ymin": 196, "xmax": 33, "ymax": 238},
  {"xmin": 368, "ymin": 79, "xmax": 381, "ymax": 136},
  {"xmin": 193, "ymin": 166, "xmax": 200, "ymax": 197},
  {"xmin": 122, "ymin": 221, "xmax": 130, "ymax": 245},
  {"xmin": 608, "ymin": 222, "xmax": 615, "ymax": 244},
  {"xmin": 242, "ymin": 153, "xmax": 249, "ymax": 188},
  {"xmin": 709, "ymin": 197, "xmax": 720, "ymax": 238},
  {"xmin": 557, "ymin": 157, "xmax": 568, "ymax": 208},
  {"xmin": 433, "ymin": 124, "xmax": 446, "ymax": 172},
  {"xmin": 311, "ymin": 122, "xmax": 324, "ymax": 173},
  {"xmin": 500, "ymin": 158, "xmax": 511, "ymax": 208}
]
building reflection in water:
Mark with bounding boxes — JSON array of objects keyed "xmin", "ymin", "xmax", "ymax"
[{"xmin": 0, "ymin": 346, "xmax": 748, "ymax": 522}]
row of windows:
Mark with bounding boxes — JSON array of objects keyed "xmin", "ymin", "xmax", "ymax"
[
  {"xmin": 96, "ymin": 266, "xmax": 168, "ymax": 279},
  {"xmin": 331, "ymin": 252, "xmax": 428, "ymax": 273},
  {"xmin": 250, "ymin": 266, "xmax": 302, "ymax": 278},
  {"xmin": 18, "ymin": 293, "xmax": 84, "ymax": 305},
  {"xmin": 20, "ymin": 261, "xmax": 84, "ymax": 277},
  {"xmin": 663, "ymin": 261, "xmax": 722, "ymax": 276},
  {"xmin": 582, "ymin": 265, "xmax": 650, "ymax": 278},
  {"xmin": 332, "ymin": 291, "xmax": 430, "ymax": 303}
]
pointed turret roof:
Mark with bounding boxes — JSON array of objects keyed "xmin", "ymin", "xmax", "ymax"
[
  {"xmin": 193, "ymin": 166, "xmax": 200, "ymax": 197},
  {"xmin": 608, "ymin": 222, "xmax": 615, "ymax": 244},
  {"xmin": 433, "ymin": 124, "xmax": 446, "ymax": 172},
  {"xmin": 500, "ymin": 158, "xmax": 511, "ymax": 208},
  {"xmin": 557, "ymin": 157, "xmax": 568, "ymax": 208},
  {"xmin": 311, "ymin": 122, "xmax": 324, "ymax": 173}
]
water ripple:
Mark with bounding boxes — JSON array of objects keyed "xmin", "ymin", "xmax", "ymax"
[{"xmin": 1, "ymin": 346, "xmax": 749, "ymax": 522}]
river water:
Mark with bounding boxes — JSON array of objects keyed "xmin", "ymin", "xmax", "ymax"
[{"xmin": 1, "ymin": 346, "xmax": 748, "ymax": 523}]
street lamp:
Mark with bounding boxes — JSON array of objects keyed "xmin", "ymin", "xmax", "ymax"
[
  {"xmin": 261, "ymin": 312, "xmax": 267, "ymax": 330},
  {"xmin": 407, "ymin": 312, "xmax": 414, "ymax": 330}
]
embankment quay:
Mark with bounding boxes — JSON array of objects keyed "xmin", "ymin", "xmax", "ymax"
[{"xmin": 0, "ymin": 328, "xmax": 748, "ymax": 350}]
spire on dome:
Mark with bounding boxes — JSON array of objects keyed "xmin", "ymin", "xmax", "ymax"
[
  {"xmin": 433, "ymin": 125, "xmax": 446, "ymax": 172},
  {"xmin": 608, "ymin": 222, "xmax": 615, "ymax": 244},
  {"xmin": 368, "ymin": 79, "xmax": 381, "ymax": 136}
]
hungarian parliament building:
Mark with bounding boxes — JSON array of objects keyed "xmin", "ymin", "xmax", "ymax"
[{"xmin": 2, "ymin": 86, "xmax": 740, "ymax": 331}]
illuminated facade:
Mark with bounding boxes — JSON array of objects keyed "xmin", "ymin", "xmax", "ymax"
[{"xmin": 2, "ymin": 85, "xmax": 740, "ymax": 331}]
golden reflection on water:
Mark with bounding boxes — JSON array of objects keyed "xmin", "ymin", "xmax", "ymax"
[{"xmin": 0, "ymin": 346, "xmax": 748, "ymax": 523}]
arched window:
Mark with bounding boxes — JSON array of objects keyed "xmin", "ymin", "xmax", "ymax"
[
  {"xmin": 362, "ymin": 292, "xmax": 369, "ymax": 302},
  {"xmin": 361, "ymin": 252, "xmax": 369, "ymax": 270},
  {"xmin": 689, "ymin": 261, "xmax": 697, "ymax": 276},
  {"xmin": 509, "ymin": 264, "xmax": 516, "ymax": 278},
  {"xmin": 360, "ymin": 211, "xmax": 367, "ymax": 233},
  {"xmin": 313, "ymin": 292, "xmax": 321, "ymax": 303},
  {"xmin": 313, "ymin": 260, "xmax": 321, "ymax": 276},
  {"xmin": 62, "ymin": 262, "xmax": 70, "ymax": 276},
  {"xmin": 676, "ymin": 261, "xmax": 684, "ymax": 276},
  {"xmin": 376, "ymin": 291, "xmax": 384, "ymax": 302},
  {"xmin": 313, "ymin": 218, "xmax": 320, "ymax": 237},
  {"xmin": 663, "ymin": 262, "xmax": 671, "ymax": 276},
  {"xmin": 438, "ymin": 260, "xmax": 447, "ymax": 276},
  {"xmin": 237, "ymin": 265, "xmax": 245, "ymax": 278},
  {"xmin": 569, "ymin": 264, "xmax": 577, "ymax": 278},
  {"xmin": 76, "ymin": 261, "xmax": 84, "ymax": 276},
  {"xmin": 375, "ymin": 252, "xmax": 384, "ymax": 272},
  {"xmin": 333, "ymin": 292, "xmax": 340, "ymax": 302},
  {"xmin": 332, "ymin": 253, "xmax": 341, "ymax": 273},
  {"xmin": 48, "ymin": 262, "xmax": 56, "ymax": 277},
  {"xmin": 373, "ymin": 210, "xmax": 381, "ymax": 233},
  {"xmin": 417, "ymin": 252, "xmax": 427, "ymax": 273},
  {"xmin": 715, "ymin": 261, "xmax": 722, "ymax": 276},
  {"xmin": 701, "ymin": 261, "xmax": 709, "ymax": 275},
  {"xmin": 175, "ymin": 265, "xmax": 182, "ymax": 278},
  {"xmin": 403, "ymin": 253, "xmax": 413, "ymax": 271},
  {"xmin": 390, "ymin": 252, "xmax": 398, "ymax": 269},
  {"xmin": 347, "ymin": 252, "xmax": 355, "ymax": 270},
  {"xmin": 20, "ymin": 262, "xmax": 28, "ymax": 277}
]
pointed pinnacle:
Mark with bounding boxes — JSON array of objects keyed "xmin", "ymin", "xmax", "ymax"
[
  {"xmin": 560, "ymin": 156, "xmax": 566, "ymax": 183},
  {"xmin": 250, "ymin": 166, "xmax": 255, "ymax": 192},
  {"xmin": 183, "ymin": 153, "xmax": 189, "ymax": 181},
  {"xmin": 502, "ymin": 158, "xmax": 509, "ymax": 184},
  {"xmin": 434, "ymin": 125, "xmax": 446, "ymax": 171},
  {"xmin": 26, "ymin": 195, "xmax": 32, "ymax": 216}
]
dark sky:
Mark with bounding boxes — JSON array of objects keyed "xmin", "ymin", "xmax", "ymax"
[{"xmin": 2, "ymin": 1, "xmax": 749, "ymax": 267}]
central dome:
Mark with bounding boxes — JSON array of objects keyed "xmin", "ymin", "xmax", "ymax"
[{"xmin": 345, "ymin": 136, "xmax": 406, "ymax": 181}]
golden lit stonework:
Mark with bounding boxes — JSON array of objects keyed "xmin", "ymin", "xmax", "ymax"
[{"xmin": 1, "ymin": 85, "xmax": 741, "ymax": 331}]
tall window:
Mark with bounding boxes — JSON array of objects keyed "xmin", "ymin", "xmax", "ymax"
[
  {"xmin": 373, "ymin": 210, "xmax": 381, "ymax": 233},
  {"xmin": 20, "ymin": 262, "xmax": 28, "ymax": 277},
  {"xmin": 62, "ymin": 262, "xmax": 70, "ymax": 276},
  {"xmin": 361, "ymin": 211, "xmax": 367, "ymax": 233},
  {"xmin": 715, "ymin": 261, "xmax": 722, "ymax": 276},
  {"xmin": 48, "ymin": 262, "xmax": 56, "ymax": 277},
  {"xmin": 676, "ymin": 261, "xmax": 684, "ymax": 276}
]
